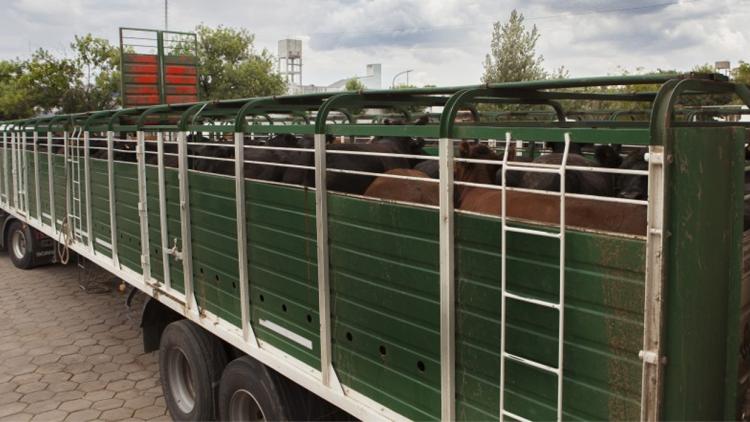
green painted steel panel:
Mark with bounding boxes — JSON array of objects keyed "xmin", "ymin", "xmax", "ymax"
[
  {"xmin": 188, "ymin": 172, "xmax": 241, "ymax": 326},
  {"xmin": 323, "ymin": 194, "xmax": 645, "ymax": 421},
  {"xmin": 89, "ymin": 159, "xmax": 113, "ymax": 257},
  {"xmin": 662, "ymin": 127, "xmax": 746, "ymax": 420},
  {"xmin": 245, "ymin": 181, "xmax": 321, "ymax": 368}
]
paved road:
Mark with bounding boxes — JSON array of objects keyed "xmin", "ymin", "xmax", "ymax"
[{"xmin": 0, "ymin": 251, "xmax": 171, "ymax": 422}]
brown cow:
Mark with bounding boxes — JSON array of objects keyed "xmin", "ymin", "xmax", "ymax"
[
  {"xmin": 456, "ymin": 141, "xmax": 647, "ymax": 236},
  {"xmin": 363, "ymin": 169, "xmax": 438, "ymax": 206}
]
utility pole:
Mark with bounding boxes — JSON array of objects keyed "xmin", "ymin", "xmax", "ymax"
[{"xmin": 165, "ymin": 0, "xmax": 168, "ymax": 31}]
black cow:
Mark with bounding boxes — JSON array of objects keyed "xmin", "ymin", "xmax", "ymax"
[
  {"xmin": 616, "ymin": 149, "xmax": 648, "ymax": 200},
  {"xmin": 497, "ymin": 145, "xmax": 621, "ymax": 196}
]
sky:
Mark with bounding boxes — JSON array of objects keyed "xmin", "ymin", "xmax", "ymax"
[{"xmin": 0, "ymin": 0, "xmax": 748, "ymax": 88}]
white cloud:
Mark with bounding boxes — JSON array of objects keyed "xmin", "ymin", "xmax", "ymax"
[{"xmin": 0, "ymin": 0, "xmax": 747, "ymax": 87}]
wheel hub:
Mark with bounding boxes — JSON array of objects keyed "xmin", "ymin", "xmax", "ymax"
[
  {"xmin": 11, "ymin": 228, "xmax": 27, "ymax": 260},
  {"xmin": 228, "ymin": 389, "xmax": 266, "ymax": 421},
  {"xmin": 167, "ymin": 347, "xmax": 196, "ymax": 414}
]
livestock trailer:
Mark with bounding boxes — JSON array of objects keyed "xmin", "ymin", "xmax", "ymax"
[{"xmin": 1, "ymin": 73, "xmax": 749, "ymax": 421}]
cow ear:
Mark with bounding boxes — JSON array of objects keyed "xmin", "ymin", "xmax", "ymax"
[
  {"xmin": 458, "ymin": 140, "xmax": 470, "ymax": 157},
  {"xmin": 412, "ymin": 137, "xmax": 425, "ymax": 149},
  {"xmin": 414, "ymin": 115, "xmax": 429, "ymax": 125}
]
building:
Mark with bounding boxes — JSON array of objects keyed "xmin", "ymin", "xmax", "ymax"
[{"xmin": 289, "ymin": 64, "xmax": 382, "ymax": 95}]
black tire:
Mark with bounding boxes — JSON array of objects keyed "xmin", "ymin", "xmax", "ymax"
[
  {"xmin": 159, "ymin": 320, "xmax": 227, "ymax": 421},
  {"xmin": 218, "ymin": 356, "xmax": 291, "ymax": 421},
  {"xmin": 6, "ymin": 221, "xmax": 34, "ymax": 269}
]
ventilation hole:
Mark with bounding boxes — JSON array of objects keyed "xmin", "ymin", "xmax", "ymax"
[
  {"xmin": 259, "ymin": 294, "xmax": 264, "ymax": 302},
  {"xmin": 417, "ymin": 361, "xmax": 425, "ymax": 372},
  {"xmin": 215, "ymin": 274, "xmax": 219, "ymax": 282},
  {"xmin": 232, "ymin": 282, "xmax": 236, "ymax": 289},
  {"xmin": 306, "ymin": 314, "xmax": 312, "ymax": 323},
  {"xmin": 379, "ymin": 345, "xmax": 387, "ymax": 356},
  {"xmin": 346, "ymin": 332, "xmax": 353, "ymax": 342},
  {"xmin": 282, "ymin": 304, "xmax": 287, "ymax": 312},
  {"xmin": 199, "ymin": 267, "xmax": 204, "ymax": 274}
]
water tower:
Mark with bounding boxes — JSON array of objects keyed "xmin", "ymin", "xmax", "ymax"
[{"xmin": 278, "ymin": 39, "xmax": 302, "ymax": 88}]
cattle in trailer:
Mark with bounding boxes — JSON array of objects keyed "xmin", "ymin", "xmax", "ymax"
[
  {"xmin": 363, "ymin": 169, "xmax": 438, "ymax": 205},
  {"xmin": 456, "ymin": 141, "xmax": 647, "ymax": 236}
]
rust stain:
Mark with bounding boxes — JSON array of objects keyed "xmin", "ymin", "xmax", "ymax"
[{"xmin": 597, "ymin": 235, "xmax": 643, "ymax": 421}]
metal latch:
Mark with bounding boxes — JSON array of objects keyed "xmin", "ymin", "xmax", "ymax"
[
  {"xmin": 166, "ymin": 237, "xmax": 183, "ymax": 261},
  {"xmin": 639, "ymin": 350, "xmax": 666, "ymax": 365}
]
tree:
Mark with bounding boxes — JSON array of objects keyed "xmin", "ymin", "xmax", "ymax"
[
  {"xmin": 345, "ymin": 78, "xmax": 365, "ymax": 91},
  {"xmin": 62, "ymin": 34, "xmax": 121, "ymax": 113},
  {"xmin": 733, "ymin": 61, "xmax": 750, "ymax": 85},
  {"xmin": 0, "ymin": 49, "xmax": 80, "ymax": 119},
  {"xmin": 192, "ymin": 25, "xmax": 286, "ymax": 99},
  {"xmin": 0, "ymin": 59, "xmax": 29, "ymax": 119},
  {"xmin": 482, "ymin": 10, "xmax": 546, "ymax": 84}
]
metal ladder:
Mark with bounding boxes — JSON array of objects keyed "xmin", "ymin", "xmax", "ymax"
[
  {"xmin": 67, "ymin": 127, "xmax": 86, "ymax": 243},
  {"xmin": 499, "ymin": 133, "xmax": 571, "ymax": 422}
]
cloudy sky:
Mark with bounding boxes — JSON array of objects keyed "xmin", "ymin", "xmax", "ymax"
[{"xmin": 0, "ymin": 0, "xmax": 748, "ymax": 88}]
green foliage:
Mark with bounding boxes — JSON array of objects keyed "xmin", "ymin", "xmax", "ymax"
[
  {"xmin": 63, "ymin": 34, "xmax": 121, "ymax": 113},
  {"xmin": 0, "ymin": 49, "xmax": 80, "ymax": 119},
  {"xmin": 733, "ymin": 61, "xmax": 750, "ymax": 85},
  {"xmin": 193, "ymin": 25, "xmax": 286, "ymax": 99},
  {"xmin": 0, "ymin": 59, "xmax": 30, "ymax": 119},
  {"xmin": 1, "ymin": 25, "xmax": 287, "ymax": 119},
  {"xmin": 345, "ymin": 78, "xmax": 365, "ymax": 91},
  {"xmin": 482, "ymin": 9, "xmax": 546, "ymax": 84}
]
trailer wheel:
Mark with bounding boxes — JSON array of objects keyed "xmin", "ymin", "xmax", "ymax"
[
  {"xmin": 7, "ymin": 221, "xmax": 34, "ymax": 269},
  {"xmin": 218, "ymin": 356, "xmax": 289, "ymax": 421},
  {"xmin": 159, "ymin": 320, "xmax": 227, "ymax": 421}
]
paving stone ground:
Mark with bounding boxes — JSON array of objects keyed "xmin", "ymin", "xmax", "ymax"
[{"xmin": 0, "ymin": 250, "xmax": 171, "ymax": 422}]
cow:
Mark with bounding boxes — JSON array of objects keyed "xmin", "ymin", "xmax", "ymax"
[{"xmin": 456, "ymin": 141, "xmax": 647, "ymax": 236}]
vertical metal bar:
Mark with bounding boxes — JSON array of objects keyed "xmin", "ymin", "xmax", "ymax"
[
  {"xmin": 84, "ymin": 131, "xmax": 94, "ymax": 251},
  {"xmin": 640, "ymin": 145, "xmax": 666, "ymax": 422},
  {"xmin": 64, "ymin": 130, "xmax": 71, "ymax": 229},
  {"xmin": 137, "ymin": 131, "xmax": 152, "ymax": 283},
  {"xmin": 438, "ymin": 137, "xmax": 455, "ymax": 422},
  {"xmin": 177, "ymin": 131, "xmax": 195, "ymax": 311},
  {"xmin": 22, "ymin": 132, "xmax": 30, "ymax": 216},
  {"xmin": 107, "ymin": 131, "xmax": 119, "ymax": 267},
  {"xmin": 234, "ymin": 132, "xmax": 257, "ymax": 346},
  {"xmin": 11, "ymin": 132, "xmax": 18, "ymax": 210},
  {"xmin": 1, "ymin": 132, "xmax": 6, "ymax": 207},
  {"xmin": 499, "ymin": 132, "xmax": 512, "ymax": 421},
  {"xmin": 33, "ymin": 132, "xmax": 41, "ymax": 223},
  {"xmin": 47, "ymin": 133, "xmax": 55, "ymax": 232},
  {"xmin": 156, "ymin": 31, "xmax": 166, "ymax": 105},
  {"xmin": 556, "ymin": 133, "xmax": 571, "ymax": 422},
  {"xmin": 314, "ymin": 133, "xmax": 333, "ymax": 386},
  {"xmin": 157, "ymin": 132, "xmax": 171, "ymax": 289}
]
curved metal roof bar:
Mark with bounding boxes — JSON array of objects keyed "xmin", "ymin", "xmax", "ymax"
[
  {"xmin": 107, "ymin": 107, "xmax": 149, "ymax": 132},
  {"xmin": 47, "ymin": 115, "xmax": 75, "ymax": 133},
  {"xmin": 314, "ymin": 92, "xmax": 362, "ymax": 134},
  {"xmin": 136, "ymin": 104, "xmax": 173, "ymax": 129},
  {"xmin": 83, "ymin": 110, "xmax": 120, "ymax": 131},
  {"xmin": 178, "ymin": 102, "xmax": 211, "ymax": 130},
  {"xmin": 234, "ymin": 97, "xmax": 279, "ymax": 132},
  {"xmin": 650, "ymin": 77, "xmax": 742, "ymax": 146},
  {"xmin": 439, "ymin": 87, "xmax": 568, "ymax": 138}
]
